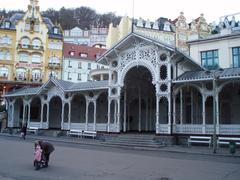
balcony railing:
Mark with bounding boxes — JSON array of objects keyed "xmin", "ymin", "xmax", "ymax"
[
  {"xmin": 17, "ymin": 44, "xmax": 44, "ymax": 51},
  {"xmin": 48, "ymin": 62, "xmax": 61, "ymax": 69}
]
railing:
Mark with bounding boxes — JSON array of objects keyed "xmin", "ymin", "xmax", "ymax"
[
  {"xmin": 174, "ymin": 124, "xmax": 240, "ymax": 135},
  {"xmin": 17, "ymin": 44, "xmax": 44, "ymax": 51},
  {"xmin": 48, "ymin": 63, "xmax": 61, "ymax": 69}
]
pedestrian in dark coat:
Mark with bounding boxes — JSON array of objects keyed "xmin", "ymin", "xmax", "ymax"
[
  {"xmin": 20, "ymin": 124, "xmax": 27, "ymax": 140},
  {"xmin": 38, "ymin": 141, "xmax": 55, "ymax": 167}
]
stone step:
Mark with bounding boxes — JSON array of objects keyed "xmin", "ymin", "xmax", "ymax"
[{"xmin": 102, "ymin": 141, "xmax": 162, "ymax": 148}]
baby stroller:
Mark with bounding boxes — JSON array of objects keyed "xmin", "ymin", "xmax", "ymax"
[{"xmin": 33, "ymin": 144, "xmax": 45, "ymax": 170}]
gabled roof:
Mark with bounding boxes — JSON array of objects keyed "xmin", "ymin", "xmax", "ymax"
[
  {"xmin": 4, "ymin": 86, "xmax": 40, "ymax": 97},
  {"xmin": 98, "ymin": 32, "xmax": 203, "ymax": 70},
  {"xmin": 173, "ymin": 67, "xmax": 240, "ymax": 83},
  {"xmin": 5, "ymin": 78, "xmax": 108, "ymax": 98}
]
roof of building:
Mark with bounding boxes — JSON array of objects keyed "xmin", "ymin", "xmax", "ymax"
[
  {"xmin": 173, "ymin": 67, "xmax": 240, "ymax": 83},
  {"xmin": 63, "ymin": 43, "xmax": 106, "ymax": 61},
  {"xmin": 4, "ymin": 78, "xmax": 108, "ymax": 97},
  {"xmin": 0, "ymin": 12, "xmax": 63, "ymax": 39}
]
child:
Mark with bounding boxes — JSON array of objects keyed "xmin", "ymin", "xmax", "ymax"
[{"xmin": 34, "ymin": 141, "xmax": 43, "ymax": 170}]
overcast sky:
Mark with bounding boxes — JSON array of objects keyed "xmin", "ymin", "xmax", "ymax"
[{"xmin": 1, "ymin": 0, "xmax": 240, "ymax": 23}]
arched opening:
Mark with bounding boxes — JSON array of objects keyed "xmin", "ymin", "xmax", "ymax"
[
  {"xmin": 96, "ymin": 92, "xmax": 108, "ymax": 123},
  {"xmin": 30, "ymin": 97, "xmax": 41, "ymax": 122},
  {"xmin": 88, "ymin": 102, "xmax": 94, "ymax": 123},
  {"xmin": 49, "ymin": 96, "xmax": 62, "ymax": 129},
  {"xmin": 219, "ymin": 82, "xmax": 240, "ymax": 124},
  {"xmin": 205, "ymin": 96, "xmax": 213, "ymax": 124},
  {"xmin": 71, "ymin": 94, "xmax": 86, "ymax": 123},
  {"xmin": 175, "ymin": 86, "xmax": 202, "ymax": 124},
  {"xmin": 13, "ymin": 98, "xmax": 24, "ymax": 127},
  {"xmin": 122, "ymin": 66, "xmax": 156, "ymax": 132}
]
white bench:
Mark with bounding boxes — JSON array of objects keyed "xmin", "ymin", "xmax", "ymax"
[
  {"xmin": 27, "ymin": 127, "xmax": 39, "ymax": 134},
  {"xmin": 82, "ymin": 130, "xmax": 97, "ymax": 139},
  {"xmin": 217, "ymin": 137, "xmax": 240, "ymax": 148},
  {"xmin": 67, "ymin": 129, "xmax": 83, "ymax": 138},
  {"xmin": 188, "ymin": 136, "xmax": 212, "ymax": 148}
]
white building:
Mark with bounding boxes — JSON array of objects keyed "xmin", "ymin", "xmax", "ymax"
[
  {"xmin": 62, "ymin": 43, "xmax": 107, "ymax": 82},
  {"xmin": 64, "ymin": 27, "xmax": 90, "ymax": 45},
  {"xmin": 188, "ymin": 14, "xmax": 240, "ymax": 69},
  {"xmin": 64, "ymin": 26, "xmax": 108, "ymax": 47}
]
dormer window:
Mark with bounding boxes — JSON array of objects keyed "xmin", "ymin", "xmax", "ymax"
[
  {"xmin": 5, "ymin": 21, "xmax": 10, "ymax": 29},
  {"xmin": 80, "ymin": 53, "xmax": 88, "ymax": 58},
  {"xmin": 69, "ymin": 51, "xmax": 75, "ymax": 56},
  {"xmin": 53, "ymin": 27, "xmax": 59, "ymax": 34}
]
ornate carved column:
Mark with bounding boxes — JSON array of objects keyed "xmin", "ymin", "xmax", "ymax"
[
  {"xmin": 85, "ymin": 100, "xmax": 89, "ymax": 130},
  {"xmin": 180, "ymin": 89, "xmax": 183, "ymax": 133},
  {"xmin": 93, "ymin": 100, "xmax": 96, "ymax": 131},
  {"xmin": 202, "ymin": 94, "xmax": 206, "ymax": 134},
  {"xmin": 46, "ymin": 103, "xmax": 49, "ymax": 129},
  {"xmin": 68, "ymin": 102, "xmax": 71, "ymax": 129},
  {"xmin": 107, "ymin": 99, "xmax": 111, "ymax": 132},
  {"xmin": 216, "ymin": 92, "xmax": 220, "ymax": 134},
  {"xmin": 123, "ymin": 89, "xmax": 127, "ymax": 132},
  {"xmin": 40, "ymin": 103, "xmax": 44, "ymax": 128},
  {"xmin": 27, "ymin": 103, "xmax": 31, "ymax": 126},
  {"xmin": 61, "ymin": 102, "xmax": 65, "ymax": 130},
  {"xmin": 156, "ymin": 95, "xmax": 159, "ymax": 134},
  {"xmin": 145, "ymin": 97, "xmax": 148, "ymax": 131},
  {"xmin": 117, "ymin": 98, "xmax": 121, "ymax": 132},
  {"xmin": 138, "ymin": 87, "xmax": 141, "ymax": 132}
]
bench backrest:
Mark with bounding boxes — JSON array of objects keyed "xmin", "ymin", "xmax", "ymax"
[
  {"xmin": 84, "ymin": 130, "xmax": 96, "ymax": 134},
  {"xmin": 189, "ymin": 136, "xmax": 211, "ymax": 140},
  {"xmin": 218, "ymin": 137, "xmax": 240, "ymax": 141}
]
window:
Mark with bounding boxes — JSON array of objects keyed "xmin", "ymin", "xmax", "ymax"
[
  {"xmin": 16, "ymin": 68, "xmax": 26, "ymax": 80},
  {"xmin": 32, "ymin": 54, "xmax": 41, "ymax": 63},
  {"xmin": 5, "ymin": 21, "xmax": 10, "ymax": 29},
  {"xmin": 68, "ymin": 72, "xmax": 72, "ymax": 80},
  {"xmin": 78, "ymin": 62, "xmax": 82, "ymax": 69},
  {"xmin": 32, "ymin": 39, "xmax": 41, "ymax": 49},
  {"xmin": 19, "ymin": 53, "xmax": 29, "ymax": 62},
  {"xmin": 68, "ymin": 60, "xmax": 72, "ymax": 68},
  {"xmin": 69, "ymin": 51, "xmax": 74, "ymax": 56},
  {"xmin": 88, "ymin": 63, "xmax": 91, "ymax": 70},
  {"xmin": 0, "ymin": 36, "xmax": 11, "ymax": 44},
  {"xmin": 21, "ymin": 38, "xmax": 30, "ymax": 48},
  {"xmin": 0, "ymin": 51, "xmax": 4, "ymax": 60},
  {"xmin": 201, "ymin": 50, "xmax": 219, "ymax": 70},
  {"xmin": 49, "ymin": 56, "xmax": 60, "ymax": 64},
  {"xmin": 53, "ymin": 27, "xmax": 59, "ymax": 34},
  {"xmin": 233, "ymin": 47, "xmax": 240, "ymax": 68},
  {"xmin": 80, "ymin": 53, "xmax": 88, "ymax": 58},
  {"xmin": 5, "ymin": 52, "xmax": 11, "ymax": 60},
  {"xmin": 77, "ymin": 73, "xmax": 81, "ymax": 80},
  {"xmin": 0, "ymin": 67, "xmax": 9, "ymax": 78},
  {"xmin": 87, "ymin": 74, "xmax": 91, "ymax": 81},
  {"xmin": 32, "ymin": 69, "xmax": 41, "ymax": 81}
]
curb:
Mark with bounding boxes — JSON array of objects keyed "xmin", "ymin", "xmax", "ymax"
[{"xmin": 1, "ymin": 133, "xmax": 240, "ymax": 158}]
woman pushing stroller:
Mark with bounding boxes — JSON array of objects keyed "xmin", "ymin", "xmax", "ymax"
[{"xmin": 34, "ymin": 140, "xmax": 55, "ymax": 170}]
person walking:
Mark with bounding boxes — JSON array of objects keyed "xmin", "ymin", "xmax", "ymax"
[
  {"xmin": 20, "ymin": 123, "xmax": 27, "ymax": 140},
  {"xmin": 38, "ymin": 140, "xmax": 55, "ymax": 167}
]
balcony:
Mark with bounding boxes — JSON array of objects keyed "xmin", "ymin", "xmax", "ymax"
[
  {"xmin": 17, "ymin": 44, "xmax": 44, "ymax": 51},
  {"xmin": 48, "ymin": 62, "xmax": 61, "ymax": 69},
  {"xmin": 89, "ymin": 68, "xmax": 109, "ymax": 81}
]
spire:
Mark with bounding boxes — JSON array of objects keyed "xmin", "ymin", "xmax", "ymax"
[{"xmin": 30, "ymin": 0, "xmax": 39, "ymax": 7}]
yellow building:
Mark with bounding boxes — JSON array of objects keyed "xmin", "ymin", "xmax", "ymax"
[{"xmin": 0, "ymin": 0, "xmax": 63, "ymax": 102}]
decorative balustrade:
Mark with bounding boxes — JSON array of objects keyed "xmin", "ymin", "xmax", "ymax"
[{"xmin": 174, "ymin": 124, "xmax": 240, "ymax": 135}]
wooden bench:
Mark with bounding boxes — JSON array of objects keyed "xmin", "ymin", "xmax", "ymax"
[
  {"xmin": 82, "ymin": 130, "xmax": 97, "ymax": 139},
  {"xmin": 217, "ymin": 137, "xmax": 240, "ymax": 148},
  {"xmin": 27, "ymin": 127, "xmax": 39, "ymax": 134},
  {"xmin": 188, "ymin": 136, "xmax": 212, "ymax": 148},
  {"xmin": 67, "ymin": 129, "xmax": 83, "ymax": 138}
]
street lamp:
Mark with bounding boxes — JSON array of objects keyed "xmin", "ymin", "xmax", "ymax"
[{"xmin": 211, "ymin": 68, "xmax": 223, "ymax": 154}]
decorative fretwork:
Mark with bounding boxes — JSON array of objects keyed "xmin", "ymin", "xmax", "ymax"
[{"xmin": 120, "ymin": 50, "xmax": 136, "ymax": 71}]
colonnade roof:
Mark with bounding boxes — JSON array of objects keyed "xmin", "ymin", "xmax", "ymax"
[
  {"xmin": 4, "ymin": 78, "xmax": 109, "ymax": 98},
  {"xmin": 173, "ymin": 67, "xmax": 240, "ymax": 83}
]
